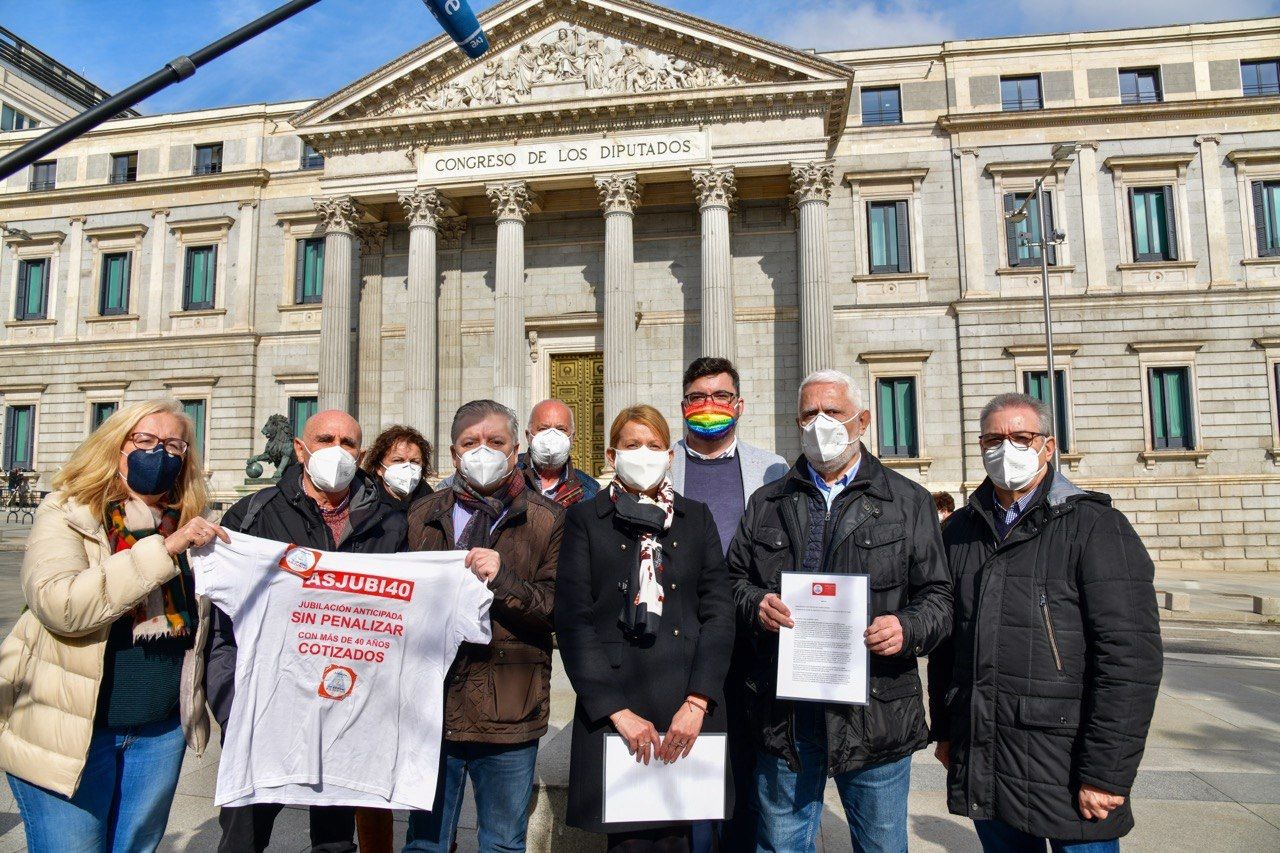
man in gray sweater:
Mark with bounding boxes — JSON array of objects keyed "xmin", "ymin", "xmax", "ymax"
[{"xmin": 670, "ymin": 356, "xmax": 787, "ymax": 850}]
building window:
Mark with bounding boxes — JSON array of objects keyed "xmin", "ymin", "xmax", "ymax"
[
  {"xmin": 1119, "ymin": 68, "xmax": 1162, "ymax": 104},
  {"xmin": 183, "ymin": 246, "xmax": 217, "ymax": 310},
  {"xmin": 14, "ymin": 258, "xmax": 49, "ymax": 321},
  {"xmin": 1149, "ymin": 366, "xmax": 1195, "ymax": 450},
  {"xmin": 29, "ymin": 160, "xmax": 55, "ymax": 191},
  {"xmin": 875, "ymin": 377, "xmax": 918, "ymax": 458},
  {"xmin": 99, "ymin": 252, "xmax": 131, "ymax": 316},
  {"xmin": 301, "ymin": 143, "xmax": 324, "ymax": 170},
  {"xmin": 1, "ymin": 103, "xmax": 37, "ymax": 131},
  {"xmin": 860, "ymin": 86, "xmax": 901, "ymax": 126},
  {"xmin": 1129, "ymin": 187, "xmax": 1179, "ymax": 262},
  {"xmin": 1003, "ymin": 191, "xmax": 1057, "ymax": 266},
  {"xmin": 1023, "ymin": 370, "xmax": 1070, "ymax": 453},
  {"xmin": 181, "ymin": 399, "xmax": 207, "ymax": 459},
  {"xmin": 110, "ymin": 152, "xmax": 138, "ymax": 184},
  {"xmin": 90, "ymin": 401, "xmax": 118, "ymax": 432},
  {"xmin": 1000, "ymin": 75, "xmax": 1042, "ymax": 111},
  {"xmin": 1252, "ymin": 179, "xmax": 1280, "ymax": 258},
  {"xmin": 867, "ymin": 200, "xmax": 911, "ymax": 274},
  {"xmin": 193, "ymin": 143, "xmax": 223, "ymax": 175},
  {"xmin": 295, "ymin": 238, "xmax": 325, "ymax": 303},
  {"xmin": 3, "ymin": 405, "xmax": 35, "ymax": 470},
  {"xmin": 289, "ymin": 396, "xmax": 317, "ymax": 438},
  {"xmin": 1241, "ymin": 59, "xmax": 1280, "ymax": 97}
]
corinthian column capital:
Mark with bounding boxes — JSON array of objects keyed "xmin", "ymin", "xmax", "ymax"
[
  {"xmin": 486, "ymin": 181, "xmax": 538, "ymax": 222},
  {"xmin": 789, "ymin": 161, "xmax": 836, "ymax": 206},
  {"xmin": 354, "ymin": 222, "xmax": 388, "ymax": 256},
  {"xmin": 595, "ymin": 172, "xmax": 641, "ymax": 215},
  {"xmin": 437, "ymin": 216, "xmax": 469, "ymax": 249},
  {"xmin": 692, "ymin": 166, "xmax": 736, "ymax": 210},
  {"xmin": 399, "ymin": 188, "xmax": 454, "ymax": 229},
  {"xmin": 313, "ymin": 195, "xmax": 366, "ymax": 234}
]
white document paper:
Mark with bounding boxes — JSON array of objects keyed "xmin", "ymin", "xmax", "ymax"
[
  {"xmin": 603, "ymin": 734, "xmax": 727, "ymax": 824},
  {"xmin": 776, "ymin": 572, "xmax": 870, "ymax": 705}
]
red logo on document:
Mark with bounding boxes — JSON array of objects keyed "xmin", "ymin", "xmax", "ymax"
[
  {"xmin": 279, "ymin": 545, "xmax": 322, "ymax": 579},
  {"xmin": 318, "ymin": 664, "xmax": 357, "ymax": 701},
  {"xmin": 811, "ymin": 582, "xmax": 837, "ymax": 597}
]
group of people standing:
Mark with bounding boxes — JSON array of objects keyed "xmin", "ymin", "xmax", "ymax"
[{"xmin": 0, "ymin": 355, "xmax": 1163, "ymax": 853}]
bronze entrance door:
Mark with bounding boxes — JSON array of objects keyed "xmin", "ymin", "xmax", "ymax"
[{"xmin": 548, "ymin": 352, "xmax": 605, "ymax": 476}]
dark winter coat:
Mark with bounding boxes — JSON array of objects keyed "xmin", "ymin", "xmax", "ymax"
[
  {"xmin": 728, "ymin": 451, "xmax": 952, "ymax": 777},
  {"xmin": 927, "ymin": 469, "xmax": 1163, "ymax": 841},
  {"xmin": 554, "ymin": 489, "xmax": 736, "ymax": 834},
  {"xmin": 205, "ymin": 465, "xmax": 408, "ymax": 730},
  {"xmin": 407, "ymin": 484, "xmax": 563, "ymax": 745}
]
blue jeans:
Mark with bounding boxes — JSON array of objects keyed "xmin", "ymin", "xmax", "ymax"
[
  {"xmin": 975, "ymin": 819, "xmax": 1121, "ymax": 853},
  {"xmin": 8, "ymin": 716, "xmax": 186, "ymax": 853},
  {"xmin": 755, "ymin": 706, "xmax": 910, "ymax": 853},
  {"xmin": 405, "ymin": 739, "xmax": 538, "ymax": 853}
]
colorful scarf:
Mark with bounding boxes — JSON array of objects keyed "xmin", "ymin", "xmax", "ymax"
[
  {"xmin": 105, "ymin": 500, "xmax": 191, "ymax": 641},
  {"xmin": 610, "ymin": 479, "xmax": 675, "ymax": 642},
  {"xmin": 524, "ymin": 461, "xmax": 586, "ymax": 507},
  {"xmin": 452, "ymin": 469, "xmax": 526, "ymax": 549},
  {"xmin": 683, "ymin": 399, "xmax": 738, "ymax": 440}
]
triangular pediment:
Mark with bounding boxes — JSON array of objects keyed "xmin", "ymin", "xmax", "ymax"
[{"xmin": 294, "ymin": 0, "xmax": 850, "ymax": 128}]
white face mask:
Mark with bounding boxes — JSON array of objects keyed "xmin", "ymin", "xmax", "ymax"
[
  {"xmin": 801, "ymin": 412, "xmax": 859, "ymax": 467},
  {"xmin": 304, "ymin": 443, "xmax": 357, "ymax": 493},
  {"xmin": 382, "ymin": 462, "xmax": 422, "ymax": 497},
  {"xmin": 982, "ymin": 440, "xmax": 1046, "ymax": 492},
  {"xmin": 459, "ymin": 445, "xmax": 512, "ymax": 491},
  {"xmin": 529, "ymin": 428, "xmax": 572, "ymax": 470},
  {"xmin": 611, "ymin": 447, "xmax": 670, "ymax": 492}
]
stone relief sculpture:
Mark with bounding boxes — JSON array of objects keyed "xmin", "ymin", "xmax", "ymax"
[{"xmin": 389, "ymin": 24, "xmax": 743, "ymax": 115}]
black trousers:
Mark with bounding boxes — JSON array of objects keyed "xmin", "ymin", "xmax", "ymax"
[
  {"xmin": 217, "ymin": 803, "xmax": 356, "ymax": 853},
  {"xmin": 607, "ymin": 826, "xmax": 692, "ymax": 853},
  {"xmin": 721, "ymin": 662, "xmax": 760, "ymax": 850}
]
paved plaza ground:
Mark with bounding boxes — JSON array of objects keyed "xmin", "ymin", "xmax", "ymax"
[{"xmin": 0, "ymin": 540, "xmax": 1277, "ymax": 851}]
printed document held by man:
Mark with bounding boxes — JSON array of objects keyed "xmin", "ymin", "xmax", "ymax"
[
  {"xmin": 191, "ymin": 530, "xmax": 492, "ymax": 810},
  {"xmin": 776, "ymin": 572, "xmax": 869, "ymax": 705}
]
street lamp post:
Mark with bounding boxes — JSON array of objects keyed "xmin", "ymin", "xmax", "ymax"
[{"xmin": 1007, "ymin": 142, "xmax": 1078, "ymax": 471}]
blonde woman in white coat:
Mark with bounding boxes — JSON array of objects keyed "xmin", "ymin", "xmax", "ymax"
[{"xmin": 0, "ymin": 399, "xmax": 226, "ymax": 853}]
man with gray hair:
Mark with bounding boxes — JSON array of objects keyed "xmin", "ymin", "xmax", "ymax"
[
  {"xmin": 728, "ymin": 369, "xmax": 952, "ymax": 852},
  {"xmin": 405, "ymin": 400, "xmax": 564, "ymax": 852},
  {"xmin": 928, "ymin": 393, "xmax": 1161, "ymax": 853}
]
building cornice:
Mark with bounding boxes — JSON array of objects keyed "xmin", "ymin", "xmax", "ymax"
[
  {"xmin": 1227, "ymin": 148, "xmax": 1280, "ymax": 166},
  {"xmin": 843, "ymin": 167, "xmax": 929, "ymax": 187},
  {"xmin": 938, "ymin": 95, "xmax": 1280, "ymax": 133},
  {"xmin": 1103, "ymin": 152, "xmax": 1198, "ymax": 172},
  {"xmin": 0, "ymin": 169, "xmax": 270, "ymax": 210}
]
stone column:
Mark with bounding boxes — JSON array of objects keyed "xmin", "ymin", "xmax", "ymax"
[
  {"xmin": 435, "ymin": 216, "xmax": 467, "ymax": 471},
  {"xmin": 355, "ymin": 222, "xmax": 388, "ymax": 431},
  {"xmin": 313, "ymin": 195, "xmax": 364, "ymax": 415},
  {"xmin": 692, "ymin": 166, "xmax": 737, "ymax": 361},
  {"xmin": 953, "ymin": 147, "xmax": 987, "ymax": 296},
  {"xmin": 1075, "ymin": 142, "xmax": 1108, "ymax": 292},
  {"xmin": 595, "ymin": 172, "xmax": 642, "ymax": 430},
  {"xmin": 60, "ymin": 215, "xmax": 87, "ymax": 339},
  {"xmin": 234, "ymin": 200, "xmax": 258, "ymax": 329},
  {"xmin": 399, "ymin": 188, "xmax": 455, "ymax": 440},
  {"xmin": 485, "ymin": 181, "xmax": 537, "ymax": 417},
  {"xmin": 790, "ymin": 161, "xmax": 836, "ymax": 376},
  {"xmin": 1196, "ymin": 135, "xmax": 1231, "ymax": 286}
]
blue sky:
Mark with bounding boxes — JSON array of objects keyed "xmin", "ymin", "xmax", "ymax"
[{"xmin": 6, "ymin": 0, "xmax": 1278, "ymax": 115}]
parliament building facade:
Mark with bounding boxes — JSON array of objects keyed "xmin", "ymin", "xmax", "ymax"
[{"xmin": 1, "ymin": 0, "xmax": 1278, "ymax": 570}]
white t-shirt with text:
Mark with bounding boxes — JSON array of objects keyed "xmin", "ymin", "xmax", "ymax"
[{"xmin": 192, "ymin": 530, "xmax": 492, "ymax": 810}]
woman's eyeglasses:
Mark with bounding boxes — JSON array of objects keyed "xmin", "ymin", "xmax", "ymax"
[{"xmin": 128, "ymin": 432, "xmax": 190, "ymax": 456}]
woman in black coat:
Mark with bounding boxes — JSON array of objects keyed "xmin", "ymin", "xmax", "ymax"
[{"xmin": 554, "ymin": 404, "xmax": 736, "ymax": 852}]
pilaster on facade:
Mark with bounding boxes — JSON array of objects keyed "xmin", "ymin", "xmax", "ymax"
[{"xmin": 953, "ymin": 147, "xmax": 987, "ymax": 297}]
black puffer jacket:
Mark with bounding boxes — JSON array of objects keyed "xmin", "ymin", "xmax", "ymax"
[
  {"xmin": 927, "ymin": 470, "xmax": 1162, "ymax": 841},
  {"xmin": 728, "ymin": 452, "xmax": 952, "ymax": 776}
]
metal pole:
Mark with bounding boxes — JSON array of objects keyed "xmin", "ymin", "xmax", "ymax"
[
  {"xmin": 0, "ymin": 0, "xmax": 325, "ymax": 181},
  {"xmin": 1035, "ymin": 180, "xmax": 1061, "ymax": 471}
]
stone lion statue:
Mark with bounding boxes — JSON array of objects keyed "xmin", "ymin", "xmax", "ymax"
[{"xmin": 245, "ymin": 413, "xmax": 297, "ymax": 480}]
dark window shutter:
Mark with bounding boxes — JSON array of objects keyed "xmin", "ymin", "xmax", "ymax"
[
  {"xmin": 1042, "ymin": 191, "xmax": 1057, "ymax": 266},
  {"xmin": 183, "ymin": 249, "xmax": 193, "ymax": 308},
  {"xmin": 1127, "ymin": 187, "xmax": 1141, "ymax": 261},
  {"xmin": 1003, "ymin": 193, "xmax": 1020, "ymax": 266},
  {"xmin": 208, "ymin": 245, "xmax": 218, "ymax": 307},
  {"xmin": 295, "ymin": 241, "xmax": 306, "ymax": 303},
  {"xmin": 895, "ymin": 200, "xmax": 911, "ymax": 273},
  {"xmin": 1252, "ymin": 181, "xmax": 1272, "ymax": 257},
  {"xmin": 1162, "ymin": 185, "xmax": 1178, "ymax": 260},
  {"xmin": 3, "ymin": 410, "xmax": 14, "ymax": 469}
]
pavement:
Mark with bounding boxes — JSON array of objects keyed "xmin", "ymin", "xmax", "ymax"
[{"xmin": 0, "ymin": 538, "xmax": 1278, "ymax": 850}]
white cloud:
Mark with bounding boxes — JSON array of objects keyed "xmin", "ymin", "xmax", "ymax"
[{"xmin": 767, "ymin": 0, "xmax": 958, "ymax": 51}]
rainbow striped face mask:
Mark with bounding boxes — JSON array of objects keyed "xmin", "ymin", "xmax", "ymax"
[{"xmin": 683, "ymin": 399, "xmax": 739, "ymax": 440}]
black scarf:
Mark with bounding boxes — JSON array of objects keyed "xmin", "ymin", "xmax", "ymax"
[{"xmin": 611, "ymin": 484, "xmax": 675, "ymax": 643}]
